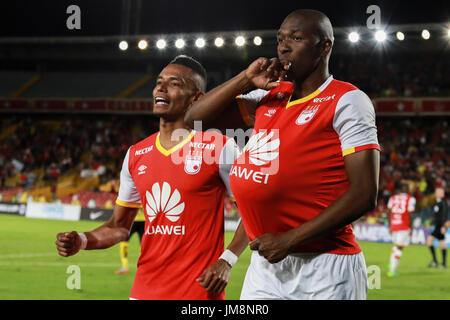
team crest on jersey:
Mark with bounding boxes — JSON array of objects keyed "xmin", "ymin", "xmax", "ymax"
[
  {"xmin": 184, "ymin": 155, "xmax": 202, "ymax": 175},
  {"xmin": 295, "ymin": 106, "xmax": 319, "ymax": 125}
]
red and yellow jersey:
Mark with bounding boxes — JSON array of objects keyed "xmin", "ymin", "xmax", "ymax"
[
  {"xmin": 231, "ymin": 76, "xmax": 380, "ymax": 255},
  {"xmin": 116, "ymin": 130, "xmax": 239, "ymax": 300},
  {"xmin": 388, "ymin": 193, "xmax": 416, "ymax": 232}
]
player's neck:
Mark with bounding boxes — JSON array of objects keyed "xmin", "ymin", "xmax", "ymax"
[
  {"xmin": 158, "ymin": 118, "xmax": 192, "ymax": 150},
  {"xmin": 291, "ymin": 66, "xmax": 330, "ymax": 101}
]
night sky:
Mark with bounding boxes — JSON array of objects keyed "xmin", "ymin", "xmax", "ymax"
[{"xmin": 0, "ymin": 0, "xmax": 448, "ymax": 37}]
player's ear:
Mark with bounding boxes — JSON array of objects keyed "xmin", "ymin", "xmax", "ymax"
[
  {"xmin": 186, "ymin": 91, "xmax": 204, "ymax": 113},
  {"xmin": 191, "ymin": 90, "xmax": 204, "ymax": 103},
  {"xmin": 320, "ymin": 39, "xmax": 333, "ymax": 59}
]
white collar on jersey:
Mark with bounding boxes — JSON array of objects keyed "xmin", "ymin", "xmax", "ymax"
[{"xmin": 318, "ymin": 75, "xmax": 334, "ymax": 91}]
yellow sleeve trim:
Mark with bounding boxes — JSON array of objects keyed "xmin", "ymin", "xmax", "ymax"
[
  {"xmin": 343, "ymin": 147, "xmax": 356, "ymax": 157},
  {"xmin": 343, "ymin": 144, "xmax": 380, "ymax": 157},
  {"xmin": 116, "ymin": 199, "xmax": 142, "ymax": 208}
]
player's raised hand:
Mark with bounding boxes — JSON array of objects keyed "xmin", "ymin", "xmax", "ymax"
[
  {"xmin": 249, "ymin": 233, "xmax": 292, "ymax": 264},
  {"xmin": 245, "ymin": 57, "xmax": 287, "ymax": 90},
  {"xmin": 196, "ymin": 259, "xmax": 231, "ymax": 294},
  {"xmin": 55, "ymin": 231, "xmax": 82, "ymax": 257}
]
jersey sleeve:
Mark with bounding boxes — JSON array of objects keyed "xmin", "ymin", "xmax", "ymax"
[
  {"xmin": 333, "ymin": 90, "xmax": 380, "ymax": 157},
  {"xmin": 408, "ymin": 197, "xmax": 416, "ymax": 212},
  {"xmin": 219, "ymin": 137, "xmax": 241, "ymax": 198},
  {"xmin": 235, "ymin": 89, "xmax": 269, "ymax": 126},
  {"xmin": 116, "ymin": 148, "xmax": 142, "ymax": 208}
]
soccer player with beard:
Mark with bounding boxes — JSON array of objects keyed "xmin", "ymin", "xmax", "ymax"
[
  {"xmin": 186, "ymin": 10, "xmax": 380, "ymax": 299},
  {"xmin": 55, "ymin": 55, "xmax": 249, "ymax": 300}
]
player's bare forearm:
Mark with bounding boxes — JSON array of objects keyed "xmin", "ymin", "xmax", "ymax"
[
  {"xmin": 197, "ymin": 221, "xmax": 248, "ymax": 293},
  {"xmin": 185, "ymin": 57, "xmax": 284, "ymax": 129},
  {"xmin": 84, "ymin": 205, "xmax": 138, "ymax": 250},
  {"xmin": 226, "ymin": 220, "xmax": 249, "ymax": 257},
  {"xmin": 56, "ymin": 205, "xmax": 137, "ymax": 256},
  {"xmin": 185, "ymin": 70, "xmax": 252, "ymax": 127},
  {"xmin": 285, "ymin": 149, "xmax": 380, "ymax": 249}
]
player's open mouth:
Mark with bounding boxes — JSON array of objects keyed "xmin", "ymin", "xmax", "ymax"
[{"xmin": 154, "ymin": 97, "xmax": 170, "ymax": 107}]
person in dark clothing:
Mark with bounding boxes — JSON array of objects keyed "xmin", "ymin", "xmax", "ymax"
[{"xmin": 426, "ymin": 187, "xmax": 449, "ymax": 268}]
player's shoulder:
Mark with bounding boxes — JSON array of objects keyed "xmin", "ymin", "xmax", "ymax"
[
  {"xmin": 330, "ymin": 78, "xmax": 359, "ymax": 92},
  {"xmin": 330, "ymin": 79, "xmax": 371, "ymax": 102},
  {"xmin": 262, "ymin": 81, "xmax": 293, "ymax": 105}
]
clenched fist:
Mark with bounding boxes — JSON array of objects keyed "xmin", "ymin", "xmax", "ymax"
[{"xmin": 56, "ymin": 231, "xmax": 82, "ymax": 257}]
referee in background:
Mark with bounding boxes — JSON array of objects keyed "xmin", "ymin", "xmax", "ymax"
[{"xmin": 426, "ymin": 187, "xmax": 449, "ymax": 268}]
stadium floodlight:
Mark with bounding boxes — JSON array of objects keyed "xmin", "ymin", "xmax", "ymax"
[
  {"xmin": 421, "ymin": 29, "xmax": 431, "ymax": 40},
  {"xmin": 253, "ymin": 36, "xmax": 262, "ymax": 46},
  {"xmin": 447, "ymin": 28, "xmax": 450, "ymax": 38},
  {"xmin": 156, "ymin": 39, "xmax": 167, "ymax": 49},
  {"xmin": 138, "ymin": 39, "xmax": 148, "ymax": 50},
  {"xmin": 195, "ymin": 38, "xmax": 206, "ymax": 48},
  {"xmin": 374, "ymin": 30, "xmax": 387, "ymax": 42},
  {"xmin": 214, "ymin": 37, "xmax": 224, "ymax": 47},
  {"xmin": 348, "ymin": 32, "xmax": 360, "ymax": 43},
  {"xmin": 119, "ymin": 40, "xmax": 128, "ymax": 51},
  {"xmin": 396, "ymin": 32, "xmax": 405, "ymax": 41},
  {"xmin": 175, "ymin": 38, "xmax": 186, "ymax": 49},
  {"xmin": 235, "ymin": 36, "xmax": 246, "ymax": 47}
]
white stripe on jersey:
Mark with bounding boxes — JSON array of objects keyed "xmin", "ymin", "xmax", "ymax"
[
  {"xmin": 219, "ymin": 138, "xmax": 241, "ymax": 197},
  {"xmin": 333, "ymin": 89, "xmax": 379, "ymax": 153},
  {"xmin": 117, "ymin": 148, "xmax": 141, "ymax": 204}
]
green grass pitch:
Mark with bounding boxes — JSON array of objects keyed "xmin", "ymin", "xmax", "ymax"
[{"xmin": 0, "ymin": 214, "xmax": 449, "ymax": 300}]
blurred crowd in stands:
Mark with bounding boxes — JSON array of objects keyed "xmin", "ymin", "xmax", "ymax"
[
  {"xmin": 205, "ymin": 53, "xmax": 450, "ymax": 98},
  {"xmin": 0, "ymin": 114, "xmax": 159, "ymax": 206},
  {"xmin": 330, "ymin": 54, "xmax": 450, "ymax": 99}
]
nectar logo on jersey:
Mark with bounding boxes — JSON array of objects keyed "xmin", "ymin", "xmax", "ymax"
[
  {"xmin": 295, "ymin": 106, "xmax": 319, "ymax": 126},
  {"xmin": 189, "ymin": 142, "xmax": 215, "ymax": 150},
  {"xmin": 135, "ymin": 146, "xmax": 153, "ymax": 156},
  {"xmin": 313, "ymin": 94, "xmax": 335, "ymax": 103},
  {"xmin": 145, "ymin": 182, "xmax": 186, "ymax": 236}
]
